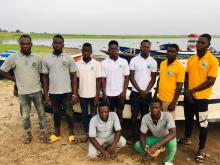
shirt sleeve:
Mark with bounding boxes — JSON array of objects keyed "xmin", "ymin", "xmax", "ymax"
[
  {"xmin": 113, "ymin": 113, "xmax": 121, "ymax": 131},
  {"xmin": 41, "ymin": 57, "xmax": 49, "ymax": 74},
  {"xmin": 101, "ymin": 61, "xmax": 106, "ymax": 77},
  {"xmin": 89, "ymin": 117, "xmax": 97, "ymax": 138},
  {"xmin": 166, "ymin": 113, "xmax": 176, "ymax": 129},
  {"xmin": 69, "ymin": 56, "xmax": 77, "ymax": 73},
  {"xmin": 140, "ymin": 116, "xmax": 148, "ymax": 134},
  {"xmin": 123, "ymin": 60, "xmax": 130, "ymax": 76},
  {"xmin": 96, "ymin": 62, "xmax": 102, "ymax": 78},
  {"xmin": 129, "ymin": 58, "xmax": 135, "ymax": 70},
  {"xmin": 0, "ymin": 54, "xmax": 16, "ymax": 72},
  {"xmin": 208, "ymin": 57, "xmax": 219, "ymax": 77},
  {"xmin": 177, "ymin": 64, "xmax": 185, "ymax": 82},
  {"xmin": 152, "ymin": 60, "xmax": 158, "ymax": 72}
]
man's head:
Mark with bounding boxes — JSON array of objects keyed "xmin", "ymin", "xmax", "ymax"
[
  {"xmin": 196, "ymin": 33, "xmax": 211, "ymax": 52},
  {"xmin": 150, "ymin": 98, "xmax": 162, "ymax": 117},
  {"xmin": 108, "ymin": 40, "xmax": 119, "ymax": 57},
  {"xmin": 19, "ymin": 34, "xmax": 32, "ymax": 55},
  {"xmin": 52, "ymin": 34, "xmax": 64, "ymax": 52},
  {"xmin": 140, "ymin": 40, "xmax": 151, "ymax": 55},
  {"xmin": 167, "ymin": 44, "xmax": 179, "ymax": 61},
  {"xmin": 98, "ymin": 101, "xmax": 110, "ymax": 122},
  {"xmin": 82, "ymin": 42, "xmax": 92, "ymax": 58}
]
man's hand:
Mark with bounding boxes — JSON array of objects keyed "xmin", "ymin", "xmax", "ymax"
[
  {"xmin": 168, "ymin": 102, "xmax": 176, "ymax": 111},
  {"xmin": 102, "ymin": 150, "xmax": 111, "ymax": 160},
  {"xmin": 72, "ymin": 95, "xmax": 78, "ymax": 105},
  {"xmin": 185, "ymin": 90, "xmax": 194, "ymax": 104},
  {"xmin": 94, "ymin": 94, "xmax": 99, "ymax": 106},
  {"xmin": 148, "ymin": 144, "xmax": 159, "ymax": 157},
  {"xmin": 119, "ymin": 91, "xmax": 126, "ymax": 102},
  {"xmin": 45, "ymin": 95, "xmax": 51, "ymax": 106},
  {"xmin": 139, "ymin": 90, "xmax": 146, "ymax": 98}
]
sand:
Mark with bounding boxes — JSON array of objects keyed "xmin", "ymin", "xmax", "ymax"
[{"xmin": 0, "ymin": 81, "xmax": 220, "ymax": 165}]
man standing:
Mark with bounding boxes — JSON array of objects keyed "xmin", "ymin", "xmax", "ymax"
[
  {"xmin": 42, "ymin": 34, "xmax": 78, "ymax": 144},
  {"xmin": 178, "ymin": 34, "xmax": 219, "ymax": 163},
  {"xmin": 76, "ymin": 43, "xmax": 101, "ymax": 137},
  {"xmin": 157, "ymin": 44, "xmax": 185, "ymax": 119},
  {"xmin": 101, "ymin": 40, "xmax": 129, "ymax": 124},
  {"xmin": 129, "ymin": 40, "xmax": 157, "ymax": 142},
  {"xmin": 88, "ymin": 101, "xmax": 126, "ymax": 160},
  {"xmin": 0, "ymin": 35, "xmax": 47, "ymax": 144},
  {"xmin": 134, "ymin": 99, "xmax": 177, "ymax": 165}
]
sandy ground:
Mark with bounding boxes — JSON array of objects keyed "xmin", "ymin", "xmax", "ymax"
[{"xmin": 1, "ymin": 81, "xmax": 220, "ymax": 165}]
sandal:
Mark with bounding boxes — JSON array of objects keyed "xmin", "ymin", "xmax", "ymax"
[
  {"xmin": 39, "ymin": 131, "xmax": 47, "ymax": 143},
  {"xmin": 48, "ymin": 134, "xmax": 61, "ymax": 143},
  {"xmin": 23, "ymin": 132, "xmax": 32, "ymax": 144},
  {"xmin": 68, "ymin": 135, "xmax": 78, "ymax": 144},
  {"xmin": 195, "ymin": 153, "xmax": 205, "ymax": 163},
  {"xmin": 177, "ymin": 138, "xmax": 192, "ymax": 145}
]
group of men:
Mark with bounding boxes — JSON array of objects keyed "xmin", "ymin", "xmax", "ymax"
[{"xmin": 0, "ymin": 33, "xmax": 218, "ymax": 164}]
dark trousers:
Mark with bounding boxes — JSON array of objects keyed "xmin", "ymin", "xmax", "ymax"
[
  {"xmin": 130, "ymin": 91, "xmax": 152, "ymax": 141},
  {"xmin": 79, "ymin": 97, "xmax": 97, "ymax": 133},
  {"xmin": 108, "ymin": 96, "xmax": 124, "ymax": 124},
  {"xmin": 184, "ymin": 98, "xmax": 208, "ymax": 149},
  {"xmin": 50, "ymin": 93, "xmax": 74, "ymax": 129}
]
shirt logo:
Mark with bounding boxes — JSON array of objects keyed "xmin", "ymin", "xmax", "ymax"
[
  {"xmin": 167, "ymin": 70, "xmax": 172, "ymax": 76},
  {"xmin": 91, "ymin": 66, "xmax": 94, "ymax": 70},
  {"xmin": 32, "ymin": 62, "xmax": 37, "ymax": 67},
  {"xmin": 147, "ymin": 64, "xmax": 151, "ymax": 69},
  {"xmin": 119, "ymin": 64, "xmax": 122, "ymax": 68},
  {"xmin": 62, "ymin": 61, "xmax": 67, "ymax": 65},
  {"xmin": 202, "ymin": 61, "xmax": 208, "ymax": 68}
]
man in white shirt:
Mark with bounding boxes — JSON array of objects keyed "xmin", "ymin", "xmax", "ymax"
[
  {"xmin": 101, "ymin": 40, "xmax": 130, "ymax": 124},
  {"xmin": 88, "ymin": 101, "xmax": 126, "ymax": 160},
  {"xmin": 129, "ymin": 40, "xmax": 157, "ymax": 143},
  {"xmin": 76, "ymin": 43, "xmax": 101, "ymax": 136}
]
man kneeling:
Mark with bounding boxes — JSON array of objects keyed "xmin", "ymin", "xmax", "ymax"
[
  {"xmin": 134, "ymin": 99, "xmax": 177, "ymax": 165},
  {"xmin": 88, "ymin": 101, "xmax": 126, "ymax": 160}
]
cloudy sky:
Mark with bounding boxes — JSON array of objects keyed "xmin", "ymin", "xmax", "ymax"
[{"xmin": 0, "ymin": 0, "xmax": 219, "ymax": 35}]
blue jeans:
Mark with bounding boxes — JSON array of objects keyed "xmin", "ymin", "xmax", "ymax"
[
  {"xmin": 18, "ymin": 91, "xmax": 47, "ymax": 132},
  {"xmin": 79, "ymin": 97, "xmax": 97, "ymax": 132}
]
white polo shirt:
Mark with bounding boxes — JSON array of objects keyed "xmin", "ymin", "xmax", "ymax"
[
  {"xmin": 0, "ymin": 53, "xmax": 42, "ymax": 95},
  {"xmin": 76, "ymin": 58, "xmax": 101, "ymax": 98},
  {"xmin": 42, "ymin": 53, "xmax": 77, "ymax": 94},
  {"xmin": 129, "ymin": 54, "xmax": 157, "ymax": 92},
  {"xmin": 101, "ymin": 57, "xmax": 130, "ymax": 96},
  {"xmin": 89, "ymin": 112, "xmax": 121, "ymax": 138}
]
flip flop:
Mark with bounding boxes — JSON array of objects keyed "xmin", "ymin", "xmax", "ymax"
[
  {"xmin": 48, "ymin": 134, "xmax": 61, "ymax": 143},
  {"xmin": 177, "ymin": 138, "xmax": 192, "ymax": 145},
  {"xmin": 68, "ymin": 135, "xmax": 77, "ymax": 144}
]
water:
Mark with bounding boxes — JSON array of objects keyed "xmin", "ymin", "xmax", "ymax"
[{"xmin": 2, "ymin": 38, "xmax": 220, "ymax": 51}]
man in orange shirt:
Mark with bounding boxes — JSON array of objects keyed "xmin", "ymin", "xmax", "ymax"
[{"xmin": 178, "ymin": 34, "xmax": 219, "ymax": 163}]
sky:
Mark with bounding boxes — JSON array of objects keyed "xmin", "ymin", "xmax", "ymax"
[{"xmin": 0, "ymin": 0, "xmax": 220, "ymax": 35}]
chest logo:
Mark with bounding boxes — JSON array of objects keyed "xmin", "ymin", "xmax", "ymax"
[
  {"xmin": 119, "ymin": 64, "xmax": 122, "ymax": 68},
  {"xmin": 32, "ymin": 62, "xmax": 37, "ymax": 67},
  {"xmin": 147, "ymin": 64, "xmax": 151, "ymax": 69},
  {"xmin": 202, "ymin": 61, "xmax": 208, "ymax": 68},
  {"xmin": 167, "ymin": 70, "xmax": 172, "ymax": 76},
  {"xmin": 62, "ymin": 61, "xmax": 67, "ymax": 66},
  {"xmin": 91, "ymin": 66, "xmax": 94, "ymax": 70}
]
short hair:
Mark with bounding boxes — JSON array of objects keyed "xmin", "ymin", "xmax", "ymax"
[
  {"xmin": 141, "ymin": 40, "xmax": 151, "ymax": 46},
  {"xmin": 168, "ymin": 44, "xmax": 179, "ymax": 51},
  {"xmin": 19, "ymin": 34, "xmax": 32, "ymax": 42},
  {"xmin": 108, "ymin": 40, "xmax": 119, "ymax": 47},
  {"xmin": 98, "ymin": 101, "xmax": 110, "ymax": 109},
  {"xmin": 53, "ymin": 34, "xmax": 64, "ymax": 42},
  {"xmin": 200, "ymin": 33, "xmax": 211, "ymax": 42},
  {"xmin": 82, "ymin": 42, "xmax": 92, "ymax": 49},
  {"xmin": 150, "ymin": 98, "xmax": 162, "ymax": 106}
]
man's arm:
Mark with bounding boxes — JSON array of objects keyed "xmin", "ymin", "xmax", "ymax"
[
  {"xmin": 101, "ymin": 77, "xmax": 107, "ymax": 101},
  {"xmin": 130, "ymin": 70, "xmax": 142, "ymax": 92},
  {"xmin": 153, "ymin": 77, "xmax": 160, "ymax": 99},
  {"xmin": 120, "ymin": 75, "xmax": 129, "ymax": 101},
  {"xmin": 89, "ymin": 137, "xmax": 110, "ymax": 157},
  {"xmin": 110, "ymin": 130, "xmax": 121, "ymax": 150},
  {"xmin": 168, "ymin": 82, "xmax": 183, "ymax": 111},
  {"xmin": 70, "ymin": 72, "xmax": 78, "ymax": 104},
  {"xmin": 0, "ymin": 70, "xmax": 15, "ymax": 81},
  {"xmin": 94, "ymin": 78, "xmax": 101, "ymax": 105},
  {"xmin": 42, "ymin": 73, "xmax": 51, "ymax": 105},
  {"xmin": 145, "ymin": 72, "xmax": 157, "ymax": 94}
]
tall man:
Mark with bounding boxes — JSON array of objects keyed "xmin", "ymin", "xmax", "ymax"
[
  {"xmin": 42, "ymin": 34, "xmax": 78, "ymax": 144},
  {"xmin": 129, "ymin": 40, "xmax": 157, "ymax": 142},
  {"xmin": 0, "ymin": 35, "xmax": 47, "ymax": 144},
  {"xmin": 179, "ymin": 34, "xmax": 219, "ymax": 163},
  {"xmin": 76, "ymin": 43, "xmax": 101, "ymax": 136},
  {"xmin": 101, "ymin": 40, "xmax": 130, "ymax": 124},
  {"xmin": 157, "ymin": 44, "xmax": 185, "ymax": 119}
]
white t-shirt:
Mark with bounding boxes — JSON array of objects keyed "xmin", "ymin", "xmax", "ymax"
[
  {"xmin": 101, "ymin": 57, "xmax": 130, "ymax": 96},
  {"xmin": 76, "ymin": 58, "xmax": 101, "ymax": 98},
  {"xmin": 130, "ymin": 55, "xmax": 157, "ymax": 92}
]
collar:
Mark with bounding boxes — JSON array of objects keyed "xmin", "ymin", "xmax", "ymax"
[
  {"xmin": 166, "ymin": 59, "xmax": 178, "ymax": 66},
  {"xmin": 149, "ymin": 112, "xmax": 164, "ymax": 123},
  {"xmin": 139, "ymin": 54, "xmax": 151, "ymax": 60},
  {"xmin": 51, "ymin": 53, "xmax": 64, "ymax": 57},
  {"xmin": 97, "ymin": 113, "xmax": 110, "ymax": 123},
  {"xmin": 19, "ymin": 52, "xmax": 33, "ymax": 57},
  {"xmin": 195, "ymin": 50, "xmax": 211, "ymax": 60},
  {"xmin": 80, "ymin": 57, "xmax": 94, "ymax": 64}
]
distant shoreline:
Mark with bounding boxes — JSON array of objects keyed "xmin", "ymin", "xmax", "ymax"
[{"xmin": 1, "ymin": 32, "xmax": 220, "ymax": 40}]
